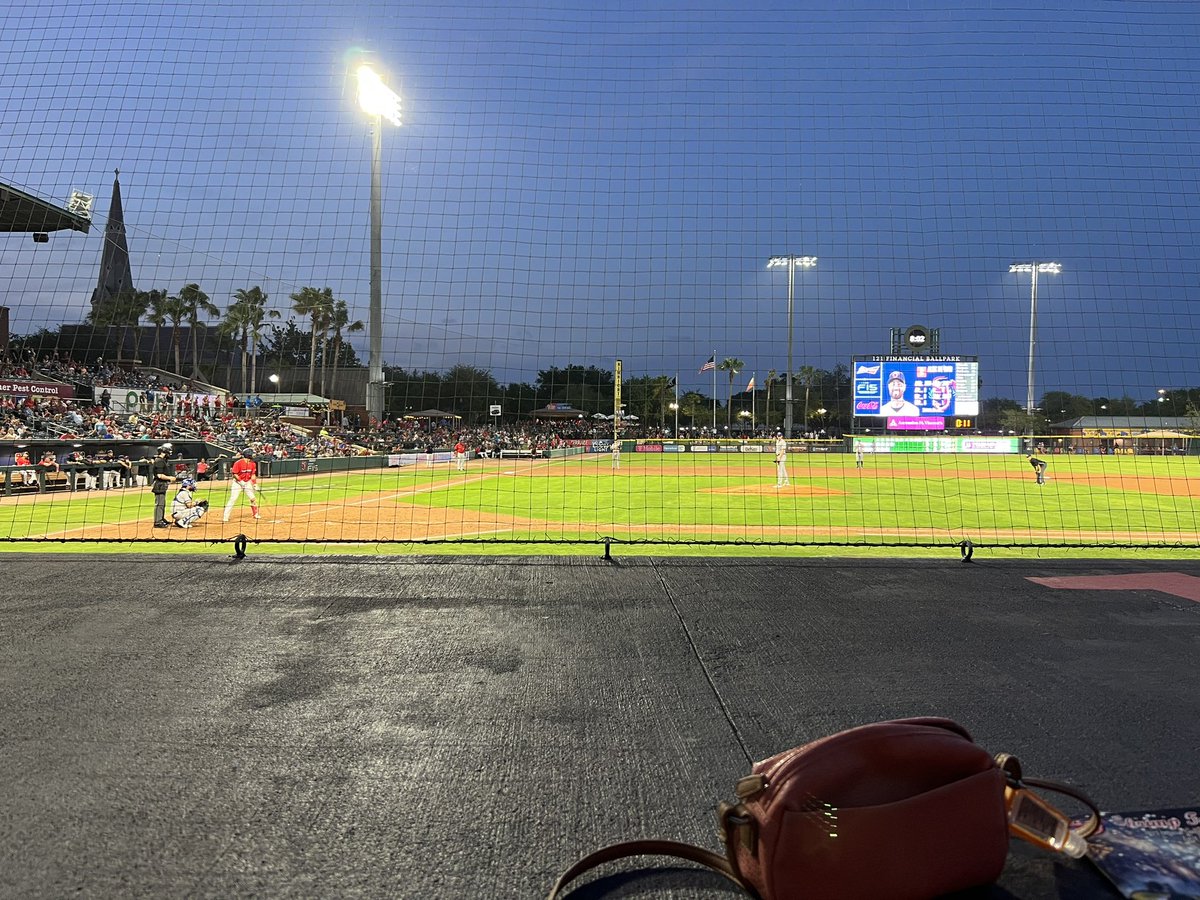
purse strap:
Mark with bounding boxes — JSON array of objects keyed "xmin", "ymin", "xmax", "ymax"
[
  {"xmin": 545, "ymin": 839, "xmax": 749, "ymax": 900},
  {"xmin": 996, "ymin": 753, "xmax": 1102, "ymax": 838}
]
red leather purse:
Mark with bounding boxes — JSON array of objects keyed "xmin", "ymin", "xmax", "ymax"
[{"xmin": 549, "ymin": 717, "xmax": 1097, "ymax": 900}]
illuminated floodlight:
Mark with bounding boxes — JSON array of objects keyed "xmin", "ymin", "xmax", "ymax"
[
  {"xmin": 66, "ymin": 190, "xmax": 95, "ymax": 219},
  {"xmin": 356, "ymin": 60, "xmax": 402, "ymax": 420},
  {"xmin": 1009, "ymin": 261, "xmax": 1062, "ymax": 426},
  {"xmin": 768, "ymin": 256, "xmax": 818, "ymax": 269},
  {"xmin": 356, "ymin": 65, "xmax": 402, "ymax": 126},
  {"xmin": 767, "ymin": 254, "xmax": 818, "ymax": 438},
  {"xmin": 1009, "ymin": 262, "xmax": 1061, "ymax": 276}
]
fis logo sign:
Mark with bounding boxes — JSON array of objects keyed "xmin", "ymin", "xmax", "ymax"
[
  {"xmin": 855, "ymin": 363, "xmax": 881, "ymax": 376},
  {"xmin": 855, "ymin": 381, "xmax": 879, "ymax": 395},
  {"xmin": 855, "ymin": 399, "xmax": 881, "ymax": 413}
]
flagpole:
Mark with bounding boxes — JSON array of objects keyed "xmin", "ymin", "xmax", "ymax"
[
  {"xmin": 711, "ymin": 350, "xmax": 717, "ymax": 431},
  {"xmin": 674, "ymin": 373, "xmax": 679, "ymax": 436},
  {"xmin": 752, "ymin": 372, "xmax": 756, "ymax": 431}
]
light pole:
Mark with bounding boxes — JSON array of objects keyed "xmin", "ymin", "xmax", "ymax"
[
  {"xmin": 263, "ymin": 373, "xmax": 279, "ymax": 418},
  {"xmin": 1009, "ymin": 261, "xmax": 1061, "ymax": 428},
  {"xmin": 356, "ymin": 63, "xmax": 402, "ymax": 423},
  {"xmin": 669, "ymin": 402, "xmax": 679, "ymax": 436},
  {"xmin": 768, "ymin": 255, "xmax": 817, "ymax": 439}
]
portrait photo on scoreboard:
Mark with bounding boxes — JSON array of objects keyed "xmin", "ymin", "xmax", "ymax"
[{"xmin": 852, "ymin": 356, "xmax": 980, "ymax": 419}]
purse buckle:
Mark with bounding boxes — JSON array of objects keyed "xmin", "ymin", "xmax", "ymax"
[{"xmin": 718, "ymin": 801, "xmax": 758, "ymax": 855}]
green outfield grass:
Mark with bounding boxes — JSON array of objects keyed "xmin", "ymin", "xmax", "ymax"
[{"xmin": 1, "ymin": 451, "xmax": 1198, "ymax": 556}]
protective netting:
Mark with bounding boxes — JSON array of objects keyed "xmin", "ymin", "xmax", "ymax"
[{"xmin": 2, "ymin": 1, "xmax": 1199, "ymax": 550}]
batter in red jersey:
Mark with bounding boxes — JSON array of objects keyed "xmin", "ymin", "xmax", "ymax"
[{"xmin": 223, "ymin": 448, "xmax": 261, "ymax": 522}]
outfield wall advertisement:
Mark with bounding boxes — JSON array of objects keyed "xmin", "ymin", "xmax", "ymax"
[
  {"xmin": 854, "ymin": 436, "xmax": 1019, "ymax": 454},
  {"xmin": 852, "ymin": 356, "xmax": 980, "ymax": 419}
]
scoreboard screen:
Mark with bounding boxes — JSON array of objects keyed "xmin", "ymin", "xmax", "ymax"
[{"xmin": 852, "ymin": 356, "xmax": 980, "ymax": 419}]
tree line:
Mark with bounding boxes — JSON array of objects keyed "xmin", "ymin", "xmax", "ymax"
[
  {"xmin": 78, "ymin": 283, "xmax": 363, "ymax": 397},
  {"xmin": 381, "ymin": 362, "xmax": 853, "ymax": 430},
  {"xmin": 13, "ymin": 311, "xmax": 1199, "ymax": 430}
]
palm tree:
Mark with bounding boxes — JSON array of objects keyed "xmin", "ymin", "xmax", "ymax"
[
  {"xmin": 718, "ymin": 357, "xmax": 744, "ymax": 428},
  {"xmin": 290, "ymin": 286, "xmax": 334, "ymax": 396},
  {"xmin": 326, "ymin": 299, "xmax": 363, "ymax": 399},
  {"xmin": 316, "ymin": 299, "xmax": 339, "ymax": 396},
  {"xmin": 223, "ymin": 287, "xmax": 275, "ymax": 395},
  {"xmin": 144, "ymin": 290, "xmax": 170, "ymax": 368},
  {"xmin": 175, "ymin": 283, "xmax": 219, "ymax": 381},
  {"xmin": 86, "ymin": 289, "xmax": 148, "ymax": 363},
  {"xmin": 160, "ymin": 294, "xmax": 190, "ymax": 375},
  {"xmin": 239, "ymin": 288, "xmax": 279, "ymax": 396},
  {"xmin": 797, "ymin": 365, "xmax": 820, "ymax": 435},
  {"xmin": 218, "ymin": 297, "xmax": 255, "ymax": 394}
]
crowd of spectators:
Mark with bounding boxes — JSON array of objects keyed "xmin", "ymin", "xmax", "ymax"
[
  {"xmin": 1, "ymin": 352, "xmax": 789, "ymax": 466},
  {"xmin": 1, "ymin": 351, "xmax": 654, "ymax": 459},
  {"xmin": 335, "ymin": 416, "xmax": 625, "ymax": 457}
]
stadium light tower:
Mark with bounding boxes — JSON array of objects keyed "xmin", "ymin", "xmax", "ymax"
[
  {"xmin": 1009, "ymin": 261, "xmax": 1061, "ymax": 424},
  {"xmin": 767, "ymin": 255, "xmax": 817, "ymax": 438},
  {"xmin": 356, "ymin": 63, "xmax": 402, "ymax": 422}
]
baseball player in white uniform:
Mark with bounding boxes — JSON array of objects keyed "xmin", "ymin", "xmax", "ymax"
[
  {"xmin": 774, "ymin": 433, "xmax": 790, "ymax": 487},
  {"xmin": 171, "ymin": 478, "xmax": 209, "ymax": 528}
]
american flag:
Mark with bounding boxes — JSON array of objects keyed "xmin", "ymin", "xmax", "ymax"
[
  {"xmin": 699, "ymin": 355, "xmax": 716, "ymax": 373},
  {"xmin": 746, "ymin": 375, "xmax": 756, "ymax": 392}
]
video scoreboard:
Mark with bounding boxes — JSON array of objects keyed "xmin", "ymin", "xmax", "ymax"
[{"xmin": 852, "ymin": 356, "xmax": 980, "ymax": 430}]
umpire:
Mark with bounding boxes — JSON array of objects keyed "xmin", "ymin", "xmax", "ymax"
[{"xmin": 149, "ymin": 443, "xmax": 175, "ymax": 527}]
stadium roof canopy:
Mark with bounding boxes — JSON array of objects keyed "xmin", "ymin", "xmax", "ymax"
[
  {"xmin": 0, "ymin": 181, "xmax": 91, "ymax": 234},
  {"xmin": 406, "ymin": 408, "xmax": 461, "ymax": 419},
  {"xmin": 1054, "ymin": 416, "xmax": 1195, "ymax": 430},
  {"xmin": 260, "ymin": 393, "xmax": 330, "ymax": 406},
  {"xmin": 529, "ymin": 405, "xmax": 587, "ymax": 418}
]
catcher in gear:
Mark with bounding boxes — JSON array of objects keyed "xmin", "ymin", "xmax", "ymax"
[{"xmin": 171, "ymin": 478, "xmax": 209, "ymax": 528}]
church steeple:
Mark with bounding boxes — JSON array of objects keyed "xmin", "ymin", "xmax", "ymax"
[{"xmin": 90, "ymin": 169, "xmax": 135, "ymax": 311}]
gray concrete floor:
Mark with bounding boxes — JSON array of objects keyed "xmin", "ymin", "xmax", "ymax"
[{"xmin": 2, "ymin": 554, "xmax": 1198, "ymax": 898}]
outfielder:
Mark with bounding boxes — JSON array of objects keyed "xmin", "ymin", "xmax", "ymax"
[
  {"xmin": 171, "ymin": 478, "xmax": 209, "ymax": 528},
  {"xmin": 223, "ymin": 448, "xmax": 261, "ymax": 522}
]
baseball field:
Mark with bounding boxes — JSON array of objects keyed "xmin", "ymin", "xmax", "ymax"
[{"xmin": 1, "ymin": 450, "xmax": 1198, "ymax": 557}]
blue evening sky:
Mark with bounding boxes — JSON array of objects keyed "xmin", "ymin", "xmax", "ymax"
[{"xmin": 2, "ymin": 0, "xmax": 1198, "ymax": 402}]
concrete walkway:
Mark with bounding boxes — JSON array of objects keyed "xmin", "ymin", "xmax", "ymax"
[{"xmin": 2, "ymin": 554, "xmax": 1197, "ymax": 898}]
